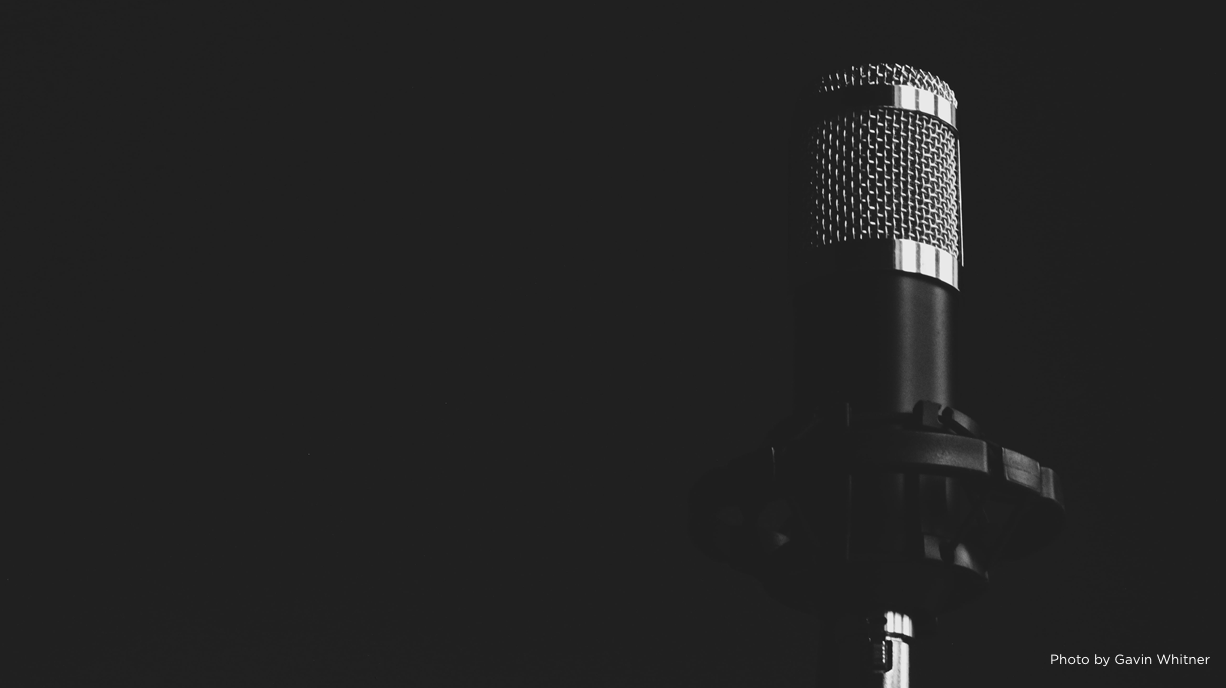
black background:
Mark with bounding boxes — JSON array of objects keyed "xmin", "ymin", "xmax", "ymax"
[{"xmin": 5, "ymin": 3, "xmax": 1221, "ymax": 686}]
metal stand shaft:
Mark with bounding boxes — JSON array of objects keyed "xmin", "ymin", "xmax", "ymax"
[{"xmin": 817, "ymin": 612, "xmax": 912, "ymax": 687}]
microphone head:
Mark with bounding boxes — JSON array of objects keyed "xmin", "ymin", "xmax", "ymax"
[{"xmin": 792, "ymin": 64, "xmax": 962, "ymax": 288}]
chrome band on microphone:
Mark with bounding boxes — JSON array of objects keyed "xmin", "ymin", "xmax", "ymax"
[
  {"xmin": 894, "ymin": 239, "xmax": 958, "ymax": 289},
  {"xmin": 806, "ymin": 238, "xmax": 959, "ymax": 289},
  {"xmin": 806, "ymin": 83, "xmax": 957, "ymax": 131}
]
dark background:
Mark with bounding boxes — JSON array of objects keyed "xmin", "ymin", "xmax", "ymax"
[{"xmin": 5, "ymin": 3, "xmax": 1220, "ymax": 686}]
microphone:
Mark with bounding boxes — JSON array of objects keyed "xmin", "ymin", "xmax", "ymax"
[{"xmin": 688, "ymin": 64, "xmax": 1064, "ymax": 687}]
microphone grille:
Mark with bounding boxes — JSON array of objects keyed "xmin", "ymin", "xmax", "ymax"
[{"xmin": 795, "ymin": 64, "xmax": 962, "ymax": 273}]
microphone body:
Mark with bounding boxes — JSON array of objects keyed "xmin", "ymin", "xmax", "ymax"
[
  {"xmin": 793, "ymin": 267, "xmax": 953, "ymax": 419},
  {"xmin": 689, "ymin": 65, "xmax": 1063, "ymax": 687}
]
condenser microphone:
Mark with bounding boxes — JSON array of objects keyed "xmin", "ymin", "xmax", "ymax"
[{"xmin": 689, "ymin": 64, "xmax": 1064, "ymax": 687}]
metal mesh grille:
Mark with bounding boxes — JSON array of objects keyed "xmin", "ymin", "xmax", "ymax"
[
  {"xmin": 814, "ymin": 63, "xmax": 957, "ymax": 107},
  {"xmin": 798, "ymin": 64, "xmax": 961, "ymax": 261}
]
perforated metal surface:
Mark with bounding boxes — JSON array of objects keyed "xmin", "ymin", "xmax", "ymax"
[
  {"xmin": 815, "ymin": 64, "xmax": 957, "ymax": 107},
  {"xmin": 797, "ymin": 64, "xmax": 962, "ymax": 266},
  {"xmin": 805, "ymin": 108, "xmax": 959, "ymax": 254}
]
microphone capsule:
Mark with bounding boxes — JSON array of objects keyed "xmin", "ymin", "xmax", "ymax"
[{"xmin": 793, "ymin": 64, "xmax": 962, "ymax": 289}]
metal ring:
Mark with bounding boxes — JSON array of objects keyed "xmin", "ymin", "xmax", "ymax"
[
  {"xmin": 807, "ymin": 84, "xmax": 957, "ymax": 131},
  {"xmin": 805, "ymin": 239, "xmax": 959, "ymax": 290}
]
